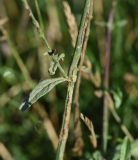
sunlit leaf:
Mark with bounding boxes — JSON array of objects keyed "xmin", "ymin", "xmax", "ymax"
[
  {"xmin": 112, "ymin": 89, "xmax": 123, "ymax": 109},
  {"xmin": 131, "ymin": 139, "xmax": 138, "ymax": 159},
  {"xmin": 19, "ymin": 77, "xmax": 67, "ymax": 111},
  {"xmin": 92, "ymin": 150, "xmax": 102, "ymax": 160},
  {"xmin": 120, "ymin": 137, "xmax": 130, "ymax": 160}
]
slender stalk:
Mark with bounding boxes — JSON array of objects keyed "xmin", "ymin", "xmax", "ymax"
[
  {"xmin": 73, "ymin": 12, "xmax": 92, "ymax": 156},
  {"xmin": 73, "ymin": 71, "xmax": 83, "ymax": 156},
  {"xmin": 56, "ymin": 82, "xmax": 74, "ymax": 160},
  {"xmin": 22, "ymin": 0, "xmax": 67, "ymax": 78},
  {"xmin": 22, "ymin": 0, "xmax": 50, "ymax": 50},
  {"xmin": 52, "ymin": 56, "xmax": 68, "ymax": 79},
  {"xmin": 34, "ymin": 0, "xmax": 44, "ymax": 32},
  {"xmin": 56, "ymin": 0, "xmax": 93, "ymax": 159},
  {"xmin": 102, "ymin": 1, "xmax": 116, "ymax": 153},
  {"xmin": 109, "ymin": 105, "xmax": 134, "ymax": 141},
  {"xmin": 69, "ymin": 0, "xmax": 91, "ymax": 76}
]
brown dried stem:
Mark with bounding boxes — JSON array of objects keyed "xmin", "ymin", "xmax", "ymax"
[{"xmin": 73, "ymin": 12, "xmax": 92, "ymax": 156}]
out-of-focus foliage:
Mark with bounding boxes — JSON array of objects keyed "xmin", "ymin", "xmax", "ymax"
[{"xmin": 0, "ymin": 0, "xmax": 138, "ymax": 159}]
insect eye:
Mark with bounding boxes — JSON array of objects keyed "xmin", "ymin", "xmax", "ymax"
[{"xmin": 48, "ymin": 49, "xmax": 57, "ymax": 56}]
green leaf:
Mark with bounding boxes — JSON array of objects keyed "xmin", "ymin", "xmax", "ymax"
[
  {"xmin": 112, "ymin": 88, "xmax": 123, "ymax": 109},
  {"xmin": 49, "ymin": 54, "xmax": 65, "ymax": 75},
  {"xmin": 49, "ymin": 60, "xmax": 58, "ymax": 75},
  {"xmin": 19, "ymin": 77, "xmax": 66, "ymax": 111},
  {"xmin": 131, "ymin": 139, "xmax": 138, "ymax": 159},
  {"xmin": 120, "ymin": 137, "xmax": 130, "ymax": 160},
  {"xmin": 92, "ymin": 150, "xmax": 102, "ymax": 160}
]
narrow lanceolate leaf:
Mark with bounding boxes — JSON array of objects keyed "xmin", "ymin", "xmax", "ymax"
[
  {"xmin": 120, "ymin": 137, "xmax": 130, "ymax": 160},
  {"xmin": 19, "ymin": 77, "xmax": 66, "ymax": 111}
]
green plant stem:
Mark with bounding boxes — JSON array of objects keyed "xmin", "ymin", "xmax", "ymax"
[
  {"xmin": 69, "ymin": 0, "xmax": 91, "ymax": 76},
  {"xmin": 52, "ymin": 56, "xmax": 68, "ymax": 79},
  {"xmin": 34, "ymin": 0, "xmax": 44, "ymax": 32},
  {"xmin": 22, "ymin": 0, "xmax": 67, "ymax": 78},
  {"xmin": 107, "ymin": 100, "xmax": 134, "ymax": 141},
  {"xmin": 22, "ymin": 0, "xmax": 50, "ymax": 50},
  {"xmin": 56, "ymin": 0, "xmax": 93, "ymax": 159},
  {"xmin": 56, "ymin": 82, "xmax": 74, "ymax": 160}
]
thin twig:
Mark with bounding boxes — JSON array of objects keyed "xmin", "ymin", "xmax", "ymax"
[
  {"xmin": 73, "ymin": 8, "xmax": 93, "ymax": 156},
  {"xmin": 63, "ymin": 1, "xmax": 84, "ymax": 156},
  {"xmin": 56, "ymin": 1, "xmax": 93, "ymax": 159},
  {"xmin": 102, "ymin": 1, "xmax": 116, "ymax": 153},
  {"xmin": 22, "ymin": 0, "xmax": 50, "ymax": 50},
  {"xmin": 105, "ymin": 92, "xmax": 134, "ymax": 141},
  {"xmin": 34, "ymin": 0, "xmax": 44, "ymax": 32},
  {"xmin": 22, "ymin": 0, "xmax": 67, "ymax": 78}
]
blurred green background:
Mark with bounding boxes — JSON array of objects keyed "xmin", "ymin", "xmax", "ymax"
[{"xmin": 0, "ymin": 0, "xmax": 138, "ymax": 159}]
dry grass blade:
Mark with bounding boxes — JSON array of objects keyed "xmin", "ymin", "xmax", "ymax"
[
  {"xmin": 0, "ymin": 17, "xmax": 8, "ymax": 26},
  {"xmin": 80, "ymin": 113, "xmax": 97, "ymax": 148},
  {"xmin": 63, "ymin": 1, "xmax": 78, "ymax": 48},
  {"xmin": 0, "ymin": 142, "xmax": 13, "ymax": 160}
]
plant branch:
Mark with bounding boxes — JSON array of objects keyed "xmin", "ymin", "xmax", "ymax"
[
  {"xmin": 73, "ymin": 11, "xmax": 92, "ymax": 156},
  {"xmin": 69, "ymin": 0, "xmax": 92, "ymax": 77},
  {"xmin": 34, "ymin": 0, "xmax": 44, "ymax": 32},
  {"xmin": 102, "ymin": 1, "xmax": 116, "ymax": 153},
  {"xmin": 56, "ymin": 0, "xmax": 93, "ymax": 159},
  {"xmin": 22, "ymin": 0, "xmax": 67, "ymax": 78},
  {"xmin": 22, "ymin": 0, "xmax": 50, "ymax": 50},
  {"xmin": 109, "ymin": 104, "xmax": 134, "ymax": 141}
]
